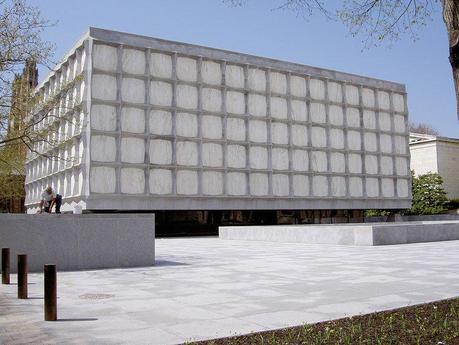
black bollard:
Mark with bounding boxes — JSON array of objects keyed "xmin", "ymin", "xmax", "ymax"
[
  {"xmin": 17, "ymin": 254, "xmax": 27, "ymax": 299},
  {"xmin": 44, "ymin": 264, "xmax": 57, "ymax": 321},
  {"xmin": 2, "ymin": 248, "xmax": 10, "ymax": 284}
]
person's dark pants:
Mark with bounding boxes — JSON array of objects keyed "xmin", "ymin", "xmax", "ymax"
[
  {"xmin": 44, "ymin": 195, "xmax": 62, "ymax": 213},
  {"xmin": 55, "ymin": 194, "xmax": 62, "ymax": 214}
]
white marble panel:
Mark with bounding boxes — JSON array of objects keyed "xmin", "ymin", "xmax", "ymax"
[
  {"xmin": 226, "ymin": 117, "xmax": 246, "ymax": 141},
  {"xmin": 310, "ymin": 102, "xmax": 326, "ymax": 123},
  {"xmin": 91, "ymin": 104, "xmax": 117, "ymax": 131},
  {"xmin": 149, "ymin": 169, "xmax": 172, "ymax": 195},
  {"xmin": 202, "ymin": 60, "xmax": 221, "ymax": 85},
  {"xmin": 176, "ymin": 141, "xmax": 198, "ymax": 166},
  {"xmin": 363, "ymin": 110, "xmax": 376, "ymax": 129},
  {"xmin": 291, "ymin": 100, "xmax": 307, "ymax": 122},
  {"xmin": 349, "ymin": 177, "xmax": 363, "ymax": 197},
  {"xmin": 122, "ymin": 78, "xmax": 145, "ymax": 103},
  {"xmin": 394, "ymin": 114, "xmax": 406, "ymax": 133},
  {"xmin": 150, "ymin": 53, "xmax": 172, "ymax": 79},
  {"xmin": 225, "ymin": 65, "xmax": 244, "ymax": 89},
  {"xmin": 249, "ymin": 120, "xmax": 267, "ymax": 143},
  {"xmin": 379, "ymin": 112, "xmax": 392, "ymax": 132},
  {"xmin": 272, "ymin": 148, "xmax": 289, "ymax": 170},
  {"xmin": 227, "ymin": 145, "xmax": 246, "ymax": 168},
  {"xmin": 292, "ymin": 125, "xmax": 308, "ymax": 146},
  {"xmin": 121, "ymin": 107, "xmax": 145, "ymax": 133},
  {"xmin": 362, "ymin": 88, "xmax": 375, "ymax": 108},
  {"xmin": 364, "ymin": 132, "xmax": 377, "ymax": 152},
  {"xmin": 347, "ymin": 131, "xmax": 362, "ymax": 150},
  {"xmin": 202, "ymin": 143, "xmax": 223, "ymax": 167},
  {"xmin": 226, "ymin": 91, "xmax": 245, "ymax": 114},
  {"xmin": 149, "ymin": 110, "xmax": 172, "ymax": 135},
  {"xmin": 365, "ymin": 155, "xmax": 378, "ymax": 174},
  {"xmin": 293, "ymin": 175, "xmax": 309, "ymax": 196},
  {"xmin": 176, "ymin": 112, "xmax": 198, "ymax": 137},
  {"xmin": 311, "ymin": 151, "xmax": 327, "ymax": 172},
  {"xmin": 91, "ymin": 135, "xmax": 116, "ymax": 162},
  {"xmin": 176, "ymin": 57, "xmax": 197, "ymax": 82},
  {"xmin": 121, "ymin": 137, "xmax": 145, "ymax": 164},
  {"xmin": 382, "ymin": 178, "xmax": 394, "ymax": 197},
  {"xmin": 345, "ymin": 84, "xmax": 359, "ymax": 106},
  {"xmin": 313, "ymin": 176, "xmax": 328, "ymax": 196},
  {"xmin": 346, "ymin": 107, "xmax": 360, "ymax": 128},
  {"xmin": 227, "ymin": 172, "xmax": 246, "ymax": 195},
  {"xmin": 330, "ymin": 129, "xmax": 344, "ymax": 149},
  {"xmin": 347, "ymin": 153, "xmax": 361, "ymax": 174},
  {"xmin": 150, "ymin": 81, "xmax": 173, "ymax": 106},
  {"xmin": 176, "ymin": 84, "xmax": 198, "ymax": 109},
  {"xmin": 273, "ymin": 174, "xmax": 289, "ymax": 196},
  {"xmin": 329, "ymin": 105, "xmax": 344, "ymax": 126},
  {"xmin": 248, "ymin": 94, "xmax": 267, "ymax": 117},
  {"xmin": 393, "ymin": 93, "xmax": 405, "ymax": 113},
  {"xmin": 270, "ymin": 71, "xmax": 287, "ymax": 94},
  {"xmin": 395, "ymin": 157, "xmax": 408, "ymax": 176},
  {"xmin": 248, "ymin": 68, "xmax": 266, "ymax": 92},
  {"xmin": 311, "ymin": 127, "xmax": 326, "ymax": 147},
  {"xmin": 149, "ymin": 139, "xmax": 172, "ymax": 165},
  {"xmin": 121, "ymin": 168, "xmax": 145, "ymax": 194},
  {"xmin": 331, "ymin": 152, "xmax": 346, "ymax": 173},
  {"xmin": 292, "ymin": 149, "xmax": 308, "ymax": 171},
  {"xmin": 310, "ymin": 79, "xmax": 325, "ymax": 100},
  {"xmin": 290, "ymin": 76, "xmax": 307, "ymax": 98},
  {"xmin": 202, "ymin": 115, "xmax": 222, "ymax": 139},
  {"xmin": 202, "ymin": 88, "xmax": 222, "ymax": 112},
  {"xmin": 271, "ymin": 122, "xmax": 288, "ymax": 145},
  {"xmin": 328, "ymin": 82, "xmax": 342, "ymax": 103},
  {"xmin": 380, "ymin": 134, "xmax": 392, "ymax": 153},
  {"xmin": 381, "ymin": 156, "xmax": 393, "ymax": 175},
  {"xmin": 177, "ymin": 170, "xmax": 198, "ymax": 195},
  {"xmin": 378, "ymin": 91, "xmax": 391, "ymax": 110},
  {"xmin": 270, "ymin": 97, "xmax": 287, "ymax": 119},
  {"xmin": 93, "ymin": 44, "xmax": 117, "ymax": 72},
  {"xmin": 250, "ymin": 146, "xmax": 268, "ymax": 169},
  {"xmin": 90, "ymin": 167, "xmax": 116, "ymax": 193},
  {"xmin": 397, "ymin": 179, "xmax": 409, "ymax": 197},
  {"xmin": 202, "ymin": 171, "xmax": 223, "ymax": 195},
  {"xmin": 366, "ymin": 178, "xmax": 379, "ymax": 197},
  {"xmin": 92, "ymin": 74, "xmax": 117, "ymax": 101},
  {"xmin": 394, "ymin": 135, "xmax": 407, "ymax": 154},
  {"xmin": 122, "ymin": 48, "xmax": 145, "ymax": 75},
  {"xmin": 250, "ymin": 173, "xmax": 268, "ymax": 196},
  {"xmin": 331, "ymin": 176, "xmax": 346, "ymax": 197}
]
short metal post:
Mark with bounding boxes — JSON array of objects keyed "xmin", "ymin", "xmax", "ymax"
[
  {"xmin": 17, "ymin": 254, "xmax": 27, "ymax": 299},
  {"xmin": 2, "ymin": 248, "xmax": 10, "ymax": 284},
  {"xmin": 44, "ymin": 264, "xmax": 57, "ymax": 321}
]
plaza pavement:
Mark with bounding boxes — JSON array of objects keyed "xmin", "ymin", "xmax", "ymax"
[{"xmin": 1, "ymin": 237, "xmax": 459, "ymax": 344}]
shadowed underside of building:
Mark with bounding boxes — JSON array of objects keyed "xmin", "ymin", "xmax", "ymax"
[{"xmin": 24, "ymin": 28, "xmax": 411, "ymax": 234}]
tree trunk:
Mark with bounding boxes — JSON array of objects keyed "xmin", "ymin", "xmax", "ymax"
[{"xmin": 442, "ymin": 0, "xmax": 459, "ymax": 120}]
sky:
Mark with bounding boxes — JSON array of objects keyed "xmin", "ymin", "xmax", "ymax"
[{"xmin": 30, "ymin": 0, "xmax": 459, "ymax": 137}]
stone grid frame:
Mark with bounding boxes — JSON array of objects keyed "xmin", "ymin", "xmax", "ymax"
[
  {"xmin": 87, "ymin": 41, "xmax": 410, "ymax": 201},
  {"xmin": 24, "ymin": 41, "xmax": 88, "ymax": 206},
  {"xmin": 24, "ymin": 28, "xmax": 411, "ymax": 211}
]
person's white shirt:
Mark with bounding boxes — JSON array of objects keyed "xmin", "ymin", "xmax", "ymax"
[{"xmin": 40, "ymin": 189, "xmax": 56, "ymax": 207}]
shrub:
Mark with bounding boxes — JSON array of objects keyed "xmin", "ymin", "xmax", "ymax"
[{"xmin": 404, "ymin": 171, "xmax": 448, "ymax": 215}]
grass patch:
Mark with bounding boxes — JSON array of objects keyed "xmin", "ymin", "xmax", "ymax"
[{"xmin": 189, "ymin": 298, "xmax": 459, "ymax": 345}]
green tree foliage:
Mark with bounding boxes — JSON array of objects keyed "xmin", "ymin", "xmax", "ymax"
[{"xmin": 407, "ymin": 171, "xmax": 449, "ymax": 215}]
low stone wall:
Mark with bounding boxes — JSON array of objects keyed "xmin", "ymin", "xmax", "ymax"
[
  {"xmin": 219, "ymin": 221, "xmax": 459, "ymax": 246},
  {"xmin": 0, "ymin": 214, "xmax": 155, "ymax": 272}
]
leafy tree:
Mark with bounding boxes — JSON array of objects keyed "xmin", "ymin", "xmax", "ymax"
[
  {"xmin": 407, "ymin": 171, "xmax": 449, "ymax": 215},
  {"xmin": 225, "ymin": 0, "xmax": 459, "ymax": 120}
]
